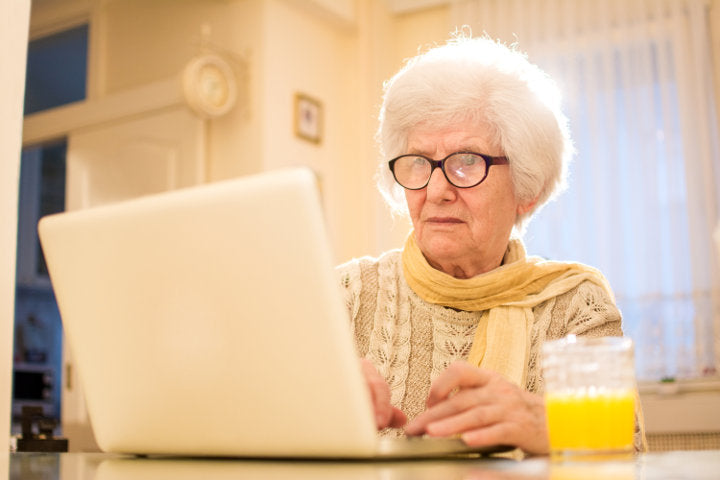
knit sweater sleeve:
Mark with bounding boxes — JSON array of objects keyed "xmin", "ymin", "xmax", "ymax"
[
  {"xmin": 562, "ymin": 280, "xmax": 623, "ymax": 337},
  {"xmin": 335, "ymin": 256, "xmax": 382, "ymax": 357},
  {"xmin": 545, "ymin": 279, "xmax": 623, "ymax": 339}
]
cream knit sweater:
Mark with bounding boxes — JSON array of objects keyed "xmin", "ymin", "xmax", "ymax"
[{"xmin": 336, "ymin": 249, "xmax": 623, "ymax": 430}]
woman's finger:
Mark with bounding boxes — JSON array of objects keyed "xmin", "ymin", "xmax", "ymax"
[
  {"xmin": 460, "ymin": 422, "xmax": 515, "ymax": 448},
  {"xmin": 404, "ymin": 386, "xmax": 495, "ymax": 435},
  {"xmin": 424, "ymin": 404, "xmax": 504, "ymax": 438},
  {"xmin": 388, "ymin": 406, "xmax": 408, "ymax": 429},
  {"xmin": 426, "ymin": 362, "xmax": 496, "ymax": 407},
  {"xmin": 460, "ymin": 394, "xmax": 549, "ymax": 455},
  {"xmin": 359, "ymin": 358, "xmax": 404, "ymax": 429}
]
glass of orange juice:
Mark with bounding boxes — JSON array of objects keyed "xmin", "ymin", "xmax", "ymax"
[{"xmin": 542, "ymin": 335, "xmax": 636, "ymax": 459}]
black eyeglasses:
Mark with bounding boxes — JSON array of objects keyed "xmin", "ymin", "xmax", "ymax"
[{"xmin": 388, "ymin": 151, "xmax": 509, "ymax": 190}]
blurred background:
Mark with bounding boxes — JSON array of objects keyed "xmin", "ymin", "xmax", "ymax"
[{"xmin": 4, "ymin": 0, "xmax": 720, "ymax": 453}]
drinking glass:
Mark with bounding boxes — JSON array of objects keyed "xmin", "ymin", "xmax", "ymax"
[{"xmin": 542, "ymin": 335, "xmax": 636, "ymax": 459}]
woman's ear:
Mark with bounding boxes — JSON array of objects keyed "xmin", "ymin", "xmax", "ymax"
[{"xmin": 517, "ymin": 196, "xmax": 539, "ymax": 216}]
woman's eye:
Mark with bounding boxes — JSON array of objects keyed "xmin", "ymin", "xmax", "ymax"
[{"xmin": 459, "ymin": 154, "xmax": 478, "ymax": 165}]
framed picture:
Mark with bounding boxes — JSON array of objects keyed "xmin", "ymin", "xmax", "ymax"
[{"xmin": 294, "ymin": 93, "xmax": 323, "ymax": 144}]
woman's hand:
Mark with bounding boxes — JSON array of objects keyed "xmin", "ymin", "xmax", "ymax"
[
  {"xmin": 404, "ymin": 361, "xmax": 549, "ymax": 455},
  {"xmin": 360, "ymin": 358, "xmax": 407, "ymax": 430}
]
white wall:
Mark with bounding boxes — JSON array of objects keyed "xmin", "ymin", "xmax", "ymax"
[
  {"xmin": 261, "ymin": 0, "xmax": 363, "ymax": 263},
  {"xmin": 1, "ymin": 0, "xmax": 31, "ymax": 454}
]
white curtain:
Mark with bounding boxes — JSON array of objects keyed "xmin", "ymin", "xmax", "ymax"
[{"xmin": 450, "ymin": 0, "xmax": 720, "ymax": 380}]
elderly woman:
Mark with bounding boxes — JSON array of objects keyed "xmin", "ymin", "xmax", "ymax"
[{"xmin": 337, "ymin": 35, "xmax": 625, "ymax": 455}]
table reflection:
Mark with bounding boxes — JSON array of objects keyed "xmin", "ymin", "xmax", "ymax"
[
  {"xmin": 549, "ymin": 460, "xmax": 636, "ymax": 480},
  {"xmin": 10, "ymin": 451, "xmax": 720, "ymax": 480},
  {"xmin": 91, "ymin": 456, "xmax": 550, "ymax": 480}
]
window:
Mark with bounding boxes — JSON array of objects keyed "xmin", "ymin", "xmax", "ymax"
[
  {"xmin": 24, "ymin": 24, "xmax": 88, "ymax": 115},
  {"xmin": 453, "ymin": 0, "xmax": 720, "ymax": 381}
]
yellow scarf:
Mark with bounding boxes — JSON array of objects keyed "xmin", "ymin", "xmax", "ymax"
[{"xmin": 402, "ymin": 233, "xmax": 614, "ymax": 387}]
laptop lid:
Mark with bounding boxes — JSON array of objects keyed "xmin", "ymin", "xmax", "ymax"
[{"xmin": 38, "ymin": 167, "xmax": 379, "ymax": 457}]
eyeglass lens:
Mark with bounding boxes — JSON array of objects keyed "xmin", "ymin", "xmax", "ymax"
[{"xmin": 392, "ymin": 153, "xmax": 488, "ymax": 189}]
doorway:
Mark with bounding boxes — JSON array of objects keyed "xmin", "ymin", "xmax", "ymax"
[{"xmin": 11, "ymin": 23, "xmax": 88, "ymax": 433}]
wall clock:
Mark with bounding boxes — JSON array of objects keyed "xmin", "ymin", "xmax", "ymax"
[{"xmin": 182, "ymin": 54, "xmax": 237, "ymax": 118}]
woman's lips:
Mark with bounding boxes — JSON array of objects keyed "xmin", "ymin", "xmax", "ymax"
[{"xmin": 426, "ymin": 217, "xmax": 464, "ymax": 224}]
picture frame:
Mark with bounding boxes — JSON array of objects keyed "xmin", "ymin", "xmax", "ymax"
[{"xmin": 294, "ymin": 93, "xmax": 323, "ymax": 144}]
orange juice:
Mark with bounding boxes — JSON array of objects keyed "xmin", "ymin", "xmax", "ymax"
[{"xmin": 546, "ymin": 389, "xmax": 635, "ymax": 453}]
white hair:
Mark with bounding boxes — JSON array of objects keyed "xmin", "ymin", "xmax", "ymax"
[{"xmin": 376, "ymin": 34, "xmax": 573, "ymax": 230}]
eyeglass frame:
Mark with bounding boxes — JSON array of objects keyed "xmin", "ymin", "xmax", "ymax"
[{"xmin": 388, "ymin": 151, "xmax": 510, "ymax": 190}]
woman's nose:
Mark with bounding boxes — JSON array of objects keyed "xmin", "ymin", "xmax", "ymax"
[{"xmin": 425, "ymin": 167, "xmax": 456, "ymax": 203}]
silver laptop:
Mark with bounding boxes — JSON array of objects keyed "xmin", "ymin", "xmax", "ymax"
[{"xmin": 38, "ymin": 167, "xmax": 508, "ymax": 459}]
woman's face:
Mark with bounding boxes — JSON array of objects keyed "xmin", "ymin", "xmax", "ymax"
[{"xmin": 404, "ymin": 123, "xmax": 531, "ymax": 278}]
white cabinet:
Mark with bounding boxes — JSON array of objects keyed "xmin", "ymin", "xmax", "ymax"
[{"xmin": 67, "ymin": 107, "xmax": 205, "ymax": 211}]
